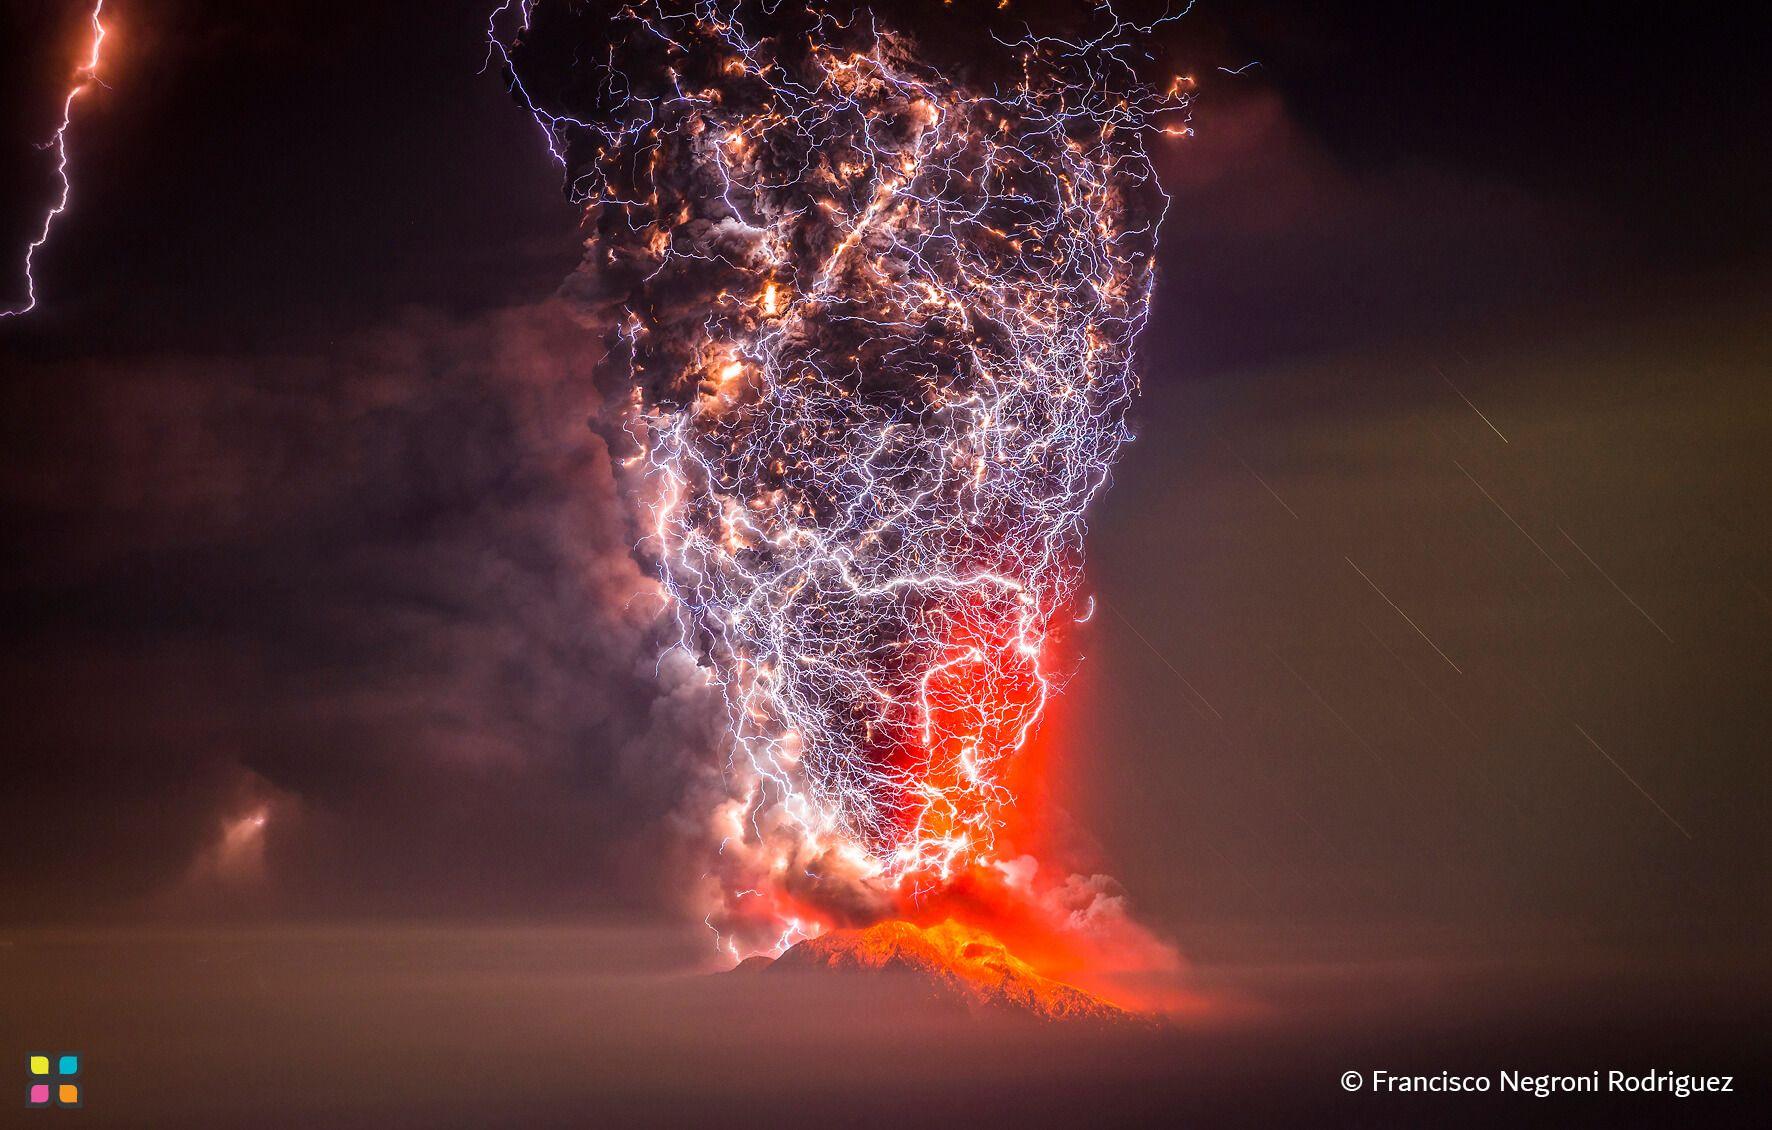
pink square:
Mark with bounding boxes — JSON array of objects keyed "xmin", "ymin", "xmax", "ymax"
[{"xmin": 28, "ymin": 1083, "xmax": 49, "ymax": 1105}]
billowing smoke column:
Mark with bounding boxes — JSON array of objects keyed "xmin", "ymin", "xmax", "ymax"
[{"xmin": 493, "ymin": 0, "xmax": 1184, "ymax": 957}]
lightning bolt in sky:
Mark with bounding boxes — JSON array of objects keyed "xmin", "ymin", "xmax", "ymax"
[
  {"xmin": 3, "ymin": 0, "xmax": 108, "ymax": 319},
  {"xmin": 496, "ymin": 0, "xmax": 1183, "ymax": 958}
]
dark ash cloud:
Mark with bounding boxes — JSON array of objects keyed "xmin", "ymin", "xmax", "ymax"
[{"xmin": 0, "ymin": 300, "xmax": 725, "ymax": 920}]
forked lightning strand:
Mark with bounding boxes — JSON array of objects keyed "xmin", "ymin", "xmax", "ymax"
[{"xmin": 4, "ymin": 0, "xmax": 108, "ymax": 319}]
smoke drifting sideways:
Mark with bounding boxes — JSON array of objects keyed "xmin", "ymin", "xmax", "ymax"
[{"xmin": 493, "ymin": 0, "xmax": 1187, "ymax": 986}]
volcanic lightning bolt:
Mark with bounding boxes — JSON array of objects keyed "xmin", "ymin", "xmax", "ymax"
[
  {"xmin": 493, "ymin": 0, "xmax": 1185, "ymax": 959},
  {"xmin": 3, "ymin": 0, "xmax": 108, "ymax": 319}
]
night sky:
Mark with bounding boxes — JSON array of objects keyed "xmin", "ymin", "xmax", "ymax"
[{"xmin": 2, "ymin": 0, "xmax": 1768, "ymax": 1123}]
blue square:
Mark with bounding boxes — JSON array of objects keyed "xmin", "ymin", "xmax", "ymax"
[{"xmin": 57, "ymin": 1055, "xmax": 79, "ymax": 1076}]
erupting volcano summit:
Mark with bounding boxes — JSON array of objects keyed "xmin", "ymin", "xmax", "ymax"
[{"xmin": 492, "ymin": 0, "xmax": 1185, "ymax": 966}]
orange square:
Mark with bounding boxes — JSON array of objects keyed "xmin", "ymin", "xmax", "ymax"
[{"xmin": 59, "ymin": 1083, "xmax": 79, "ymax": 1104}]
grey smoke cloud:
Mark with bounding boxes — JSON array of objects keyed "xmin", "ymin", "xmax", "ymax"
[{"xmin": 0, "ymin": 300, "xmax": 725, "ymax": 919}]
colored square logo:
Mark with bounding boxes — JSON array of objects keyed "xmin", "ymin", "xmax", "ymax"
[{"xmin": 24, "ymin": 1053, "xmax": 82, "ymax": 1109}]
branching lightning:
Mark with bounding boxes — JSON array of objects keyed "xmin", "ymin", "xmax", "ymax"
[
  {"xmin": 3, "ymin": 0, "xmax": 108, "ymax": 319},
  {"xmin": 493, "ymin": 0, "xmax": 1183, "ymax": 955}
]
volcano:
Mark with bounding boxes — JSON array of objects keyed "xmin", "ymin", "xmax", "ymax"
[{"xmin": 738, "ymin": 920, "xmax": 1149, "ymax": 1027}]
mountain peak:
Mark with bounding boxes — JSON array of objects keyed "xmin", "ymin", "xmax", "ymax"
[{"xmin": 752, "ymin": 919, "xmax": 1147, "ymax": 1026}]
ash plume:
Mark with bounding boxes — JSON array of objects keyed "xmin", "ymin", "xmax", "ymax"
[{"xmin": 493, "ymin": 0, "xmax": 1185, "ymax": 957}]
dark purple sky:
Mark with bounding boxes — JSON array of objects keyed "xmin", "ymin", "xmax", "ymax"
[{"xmin": 1, "ymin": 0, "xmax": 1767, "ymax": 994}]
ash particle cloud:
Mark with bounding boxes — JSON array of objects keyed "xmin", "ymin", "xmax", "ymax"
[{"xmin": 493, "ymin": 0, "xmax": 1187, "ymax": 959}]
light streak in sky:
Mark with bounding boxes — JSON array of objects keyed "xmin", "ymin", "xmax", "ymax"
[
  {"xmin": 1572, "ymin": 723, "xmax": 1693, "ymax": 840},
  {"xmin": 1558, "ymin": 525, "xmax": 1675, "ymax": 644},
  {"xmin": 3, "ymin": 0, "xmax": 108, "ymax": 319},
  {"xmin": 1452, "ymin": 460, "xmax": 1569, "ymax": 579},
  {"xmin": 1345, "ymin": 555, "xmax": 1464, "ymax": 675},
  {"xmin": 1436, "ymin": 364, "xmax": 1509, "ymax": 444},
  {"xmin": 493, "ymin": 0, "xmax": 1184, "ymax": 954}
]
